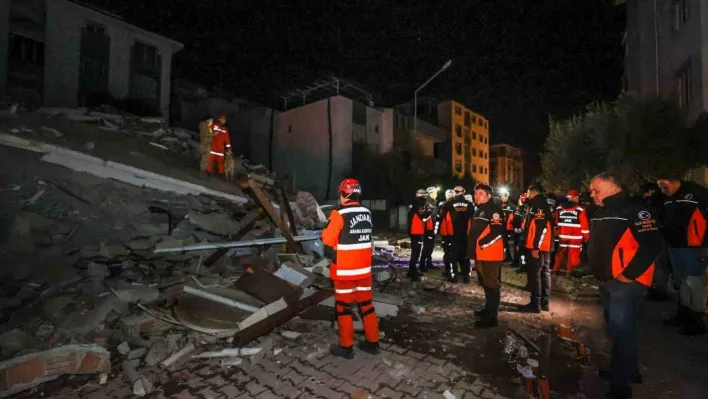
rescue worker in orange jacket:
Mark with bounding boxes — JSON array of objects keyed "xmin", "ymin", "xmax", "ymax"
[
  {"xmin": 468, "ymin": 184, "xmax": 506, "ymax": 328},
  {"xmin": 436, "ymin": 189, "xmax": 455, "ymax": 278},
  {"xmin": 420, "ymin": 186, "xmax": 439, "ymax": 272},
  {"xmin": 587, "ymin": 173, "xmax": 662, "ymax": 399},
  {"xmin": 553, "ymin": 189, "xmax": 590, "ymax": 275},
  {"xmin": 441, "ymin": 186, "xmax": 475, "ymax": 283},
  {"xmin": 322, "ymin": 178, "xmax": 380, "ymax": 359},
  {"xmin": 657, "ymin": 176, "xmax": 708, "ymax": 335},
  {"xmin": 408, "ymin": 189, "xmax": 432, "ymax": 282},
  {"xmin": 206, "ymin": 114, "xmax": 232, "ymax": 175},
  {"xmin": 518, "ymin": 185, "xmax": 554, "ymax": 313}
]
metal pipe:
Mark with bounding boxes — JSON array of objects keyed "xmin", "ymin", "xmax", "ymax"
[
  {"xmin": 182, "ymin": 286, "xmax": 261, "ymax": 313},
  {"xmin": 153, "ymin": 234, "xmax": 321, "ymax": 253},
  {"xmin": 414, "ymin": 60, "xmax": 452, "ymax": 139}
]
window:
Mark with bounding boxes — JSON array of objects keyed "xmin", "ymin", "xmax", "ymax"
[
  {"xmin": 472, "ymin": 132, "xmax": 477, "ymax": 140},
  {"xmin": 464, "ymin": 112, "xmax": 471, "ymax": 127},
  {"xmin": 9, "ymin": 34, "xmax": 45, "ymax": 66},
  {"xmin": 134, "ymin": 41, "xmax": 158, "ymax": 69},
  {"xmin": 479, "ymin": 135, "xmax": 484, "ymax": 142},
  {"xmin": 676, "ymin": 60, "xmax": 692, "ymax": 108},
  {"xmin": 472, "ymin": 115, "xmax": 477, "ymax": 124},
  {"xmin": 455, "ymin": 161, "xmax": 462, "ymax": 172},
  {"xmin": 455, "ymin": 124, "xmax": 462, "ymax": 137},
  {"xmin": 485, "ymin": 121, "xmax": 488, "ymax": 129},
  {"xmin": 673, "ymin": 0, "xmax": 689, "ymax": 31},
  {"xmin": 484, "ymin": 152, "xmax": 488, "ymax": 159},
  {"xmin": 86, "ymin": 22, "xmax": 106, "ymax": 36},
  {"xmin": 455, "ymin": 106, "xmax": 462, "ymax": 115},
  {"xmin": 455, "ymin": 142, "xmax": 462, "ymax": 155},
  {"xmin": 472, "ymin": 148, "xmax": 477, "ymax": 156},
  {"xmin": 478, "ymin": 118, "xmax": 483, "ymax": 126},
  {"xmin": 374, "ymin": 125, "xmax": 379, "ymax": 133},
  {"xmin": 484, "ymin": 137, "xmax": 488, "ymax": 144},
  {"xmin": 472, "ymin": 165, "xmax": 477, "ymax": 173},
  {"xmin": 288, "ymin": 124, "xmax": 292, "ymax": 133}
]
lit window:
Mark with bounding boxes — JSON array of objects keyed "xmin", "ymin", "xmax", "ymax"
[
  {"xmin": 455, "ymin": 124, "xmax": 462, "ymax": 137},
  {"xmin": 455, "ymin": 161, "xmax": 462, "ymax": 172},
  {"xmin": 455, "ymin": 142, "xmax": 462, "ymax": 155}
]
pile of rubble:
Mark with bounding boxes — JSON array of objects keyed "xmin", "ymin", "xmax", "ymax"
[{"xmin": 0, "ymin": 145, "xmax": 400, "ymax": 397}]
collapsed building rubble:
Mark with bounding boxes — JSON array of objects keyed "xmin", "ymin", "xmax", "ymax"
[{"xmin": 0, "ymin": 133, "xmax": 402, "ymax": 397}]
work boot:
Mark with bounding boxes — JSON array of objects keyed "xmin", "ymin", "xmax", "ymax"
[
  {"xmin": 663, "ymin": 305, "xmax": 688, "ymax": 327},
  {"xmin": 474, "ymin": 315, "xmax": 498, "ymax": 328},
  {"xmin": 462, "ymin": 276, "xmax": 471, "ymax": 284},
  {"xmin": 599, "ymin": 369, "xmax": 643, "ymax": 384},
  {"xmin": 541, "ymin": 303, "xmax": 550, "ymax": 312},
  {"xmin": 680, "ymin": 311, "xmax": 707, "ymax": 336},
  {"xmin": 447, "ymin": 276, "xmax": 458, "ymax": 284},
  {"xmin": 474, "ymin": 308, "xmax": 490, "ymax": 318},
  {"xmin": 357, "ymin": 340, "xmax": 381, "ymax": 355},
  {"xmin": 419, "ymin": 266, "xmax": 429, "ymax": 273},
  {"xmin": 329, "ymin": 344, "xmax": 354, "ymax": 359},
  {"xmin": 517, "ymin": 303, "xmax": 541, "ymax": 314}
]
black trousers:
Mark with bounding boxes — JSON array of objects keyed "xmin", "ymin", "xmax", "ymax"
[
  {"xmin": 408, "ymin": 235, "xmax": 424, "ymax": 277},
  {"xmin": 527, "ymin": 251, "xmax": 551, "ymax": 308},
  {"xmin": 420, "ymin": 231, "xmax": 435, "ymax": 270},
  {"xmin": 450, "ymin": 234, "xmax": 470, "ymax": 279},
  {"xmin": 441, "ymin": 236, "xmax": 454, "ymax": 276},
  {"xmin": 512, "ymin": 232, "xmax": 523, "ymax": 267}
]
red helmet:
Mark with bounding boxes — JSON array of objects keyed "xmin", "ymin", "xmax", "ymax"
[
  {"xmin": 520, "ymin": 193, "xmax": 528, "ymax": 203},
  {"xmin": 567, "ymin": 189, "xmax": 580, "ymax": 198},
  {"xmin": 338, "ymin": 178, "xmax": 361, "ymax": 195}
]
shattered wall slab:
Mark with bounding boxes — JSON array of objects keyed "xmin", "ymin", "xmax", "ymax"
[
  {"xmin": 0, "ymin": 344, "xmax": 110, "ymax": 398},
  {"xmin": 233, "ymin": 266, "xmax": 301, "ymax": 304}
]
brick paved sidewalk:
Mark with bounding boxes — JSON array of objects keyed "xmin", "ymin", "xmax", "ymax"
[{"xmin": 61, "ymin": 321, "xmax": 510, "ymax": 399}]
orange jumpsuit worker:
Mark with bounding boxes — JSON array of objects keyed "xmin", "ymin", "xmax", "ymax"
[
  {"xmin": 322, "ymin": 178, "xmax": 380, "ymax": 359},
  {"xmin": 206, "ymin": 114, "xmax": 232, "ymax": 175},
  {"xmin": 553, "ymin": 189, "xmax": 590, "ymax": 275}
]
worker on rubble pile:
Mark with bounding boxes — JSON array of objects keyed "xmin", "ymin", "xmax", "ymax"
[
  {"xmin": 442, "ymin": 186, "xmax": 475, "ymax": 283},
  {"xmin": 437, "ymin": 189, "xmax": 455, "ymax": 278},
  {"xmin": 518, "ymin": 185, "xmax": 554, "ymax": 313},
  {"xmin": 419, "ymin": 186, "xmax": 439, "ymax": 273},
  {"xmin": 321, "ymin": 178, "xmax": 380, "ymax": 359},
  {"xmin": 206, "ymin": 113, "xmax": 232, "ymax": 177},
  {"xmin": 407, "ymin": 189, "xmax": 431, "ymax": 282},
  {"xmin": 553, "ymin": 189, "xmax": 590, "ymax": 276},
  {"xmin": 587, "ymin": 173, "xmax": 662, "ymax": 399},
  {"xmin": 468, "ymin": 184, "xmax": 506, "ymax": 328},
  {"xmin": 657, "ymin": 175, "xmax": 708, "ymax": 335},
  {"xmin": 198, "ymin": 116, "xmax": 215, "ymax": 178}
]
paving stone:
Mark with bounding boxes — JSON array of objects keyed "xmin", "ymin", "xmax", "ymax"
[
  {"xmin": 352, "ymin": 366, "xmax": 382, "ymax": 383},
  {"xmin": 335, "ymin": 381, "xmax": 363, "ymax": 395},
  {"xmin": 388, "ymin": 345, "xmax": 408, "ymax": 354},
  {"xmin": 396, "ymin": 382, "xmax": 422, "ymax": 396},
  {"xmin": 416, "ymin": 389, "xmax": 438, "ymax": 399},
  {"xmin": 171, "ymin": 391, "xmax": 199, "ymax": 399},
  {"xmin": 407, "ymin": 351, "xmax": 427, "ymax": 360},
  {"xmin": 257, "ymin": 389, "xmax": 280, "ymax": 399},
  {"xmin": 234, "ymin": 394, "xmax": 254, "ymax": 399},
  {"xmin": 375, "ymin": 373, "xmax": 401, "ymax": 388},
  {"xmin": 357, "ymin": 377, "xmax": 380, "ymax": 392},
  {"xmin": 303, "ymin": 380, "xmax": 345, "ymax": 399},
  {"xmin": 207, "ymin": 374, "xmax": 228, "ymax": 387},
  {"xmin": 284, "ymin": 369, "xmax": 308, "ymax": 385},
  {"xmin": 220, "ymin": 384, "xmax": 243, "ymax": 397},
  {"xmin": 272, "ymin": 380, "xmax": 303, "ymax": 398},
  {"xmin": 196, "ymin": 387, "xmax": 224, "ymax": 398},
  {"xmin": 245, "ymin": 382, "xmax": 268, "ymax": 396},
  {"xmin": 376, "ymin": 386, "xmax": 403, "ymax": 399},
  {"xmin": 422, "ymin": 356, "xmax": 446, "ymax": 366},
  {"xmin": 225, "ymin": 371, "xmax": 251, "ymax": 385}
]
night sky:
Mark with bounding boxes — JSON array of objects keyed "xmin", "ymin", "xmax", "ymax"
[{"xmin": 86, "ymin": 0, "xmax": 626, "ymax": 182}]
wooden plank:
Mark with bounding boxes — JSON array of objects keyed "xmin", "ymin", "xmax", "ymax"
[
  {"xmin": 238, "ymin": 178, "xmax": 304, "ymax": 253},
  {"xmin": 232, "ymin": 265, "xmax": 301, "ymax": 304},
  {"xmin": 203, "ymin": 210, "xmax": 263, "ymax": 267},
  {"xmin": 279, "ymin": 184, "xmax": 299, "ymax": 237},
  {"xmin": 232, "ymin": 289, "xmax": 333, "ymax": 346}
]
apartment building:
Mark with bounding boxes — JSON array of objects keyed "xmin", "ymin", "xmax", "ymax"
[
  {"xmin": 490, "ymin": 143, "xmax": 524, "ymax": 195},
  {"xmin": 0, "ymin": 0, "xmax": 183, "ymax": 116},
  {"xmin": 624, "ymin": 0, "xmax": 708, "ymax": 184}
]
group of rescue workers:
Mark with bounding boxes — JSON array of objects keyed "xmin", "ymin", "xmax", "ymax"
[
  {"xmin": 198, "ymin": 113, "xmax": 232, "ymax": 177},
  {"xmin": 319, "ymin": 173, "xmax": 706, "ymax": 399}
]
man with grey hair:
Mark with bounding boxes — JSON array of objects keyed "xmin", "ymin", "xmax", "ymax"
[{"xmin": 587, "ymin": 173, "xmax": 662, "ymax": 399}]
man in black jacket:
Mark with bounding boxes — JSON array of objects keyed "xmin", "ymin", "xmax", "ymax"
[
  {"xmin": 518, "ymin": 185, "xmax": 554, "ymax": 313},
  {"xmin": 442, "ymin": 186, "xmax": 475, "ymax": 283},
  {"xmin": 588, "ymin": 173, "xmax": 663, "ymax": 399},
  {"xmin": 657, "ymin": 176, "xmax": 708, "ymax": 335}
]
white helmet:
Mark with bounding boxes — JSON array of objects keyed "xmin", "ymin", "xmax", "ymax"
[
  {"xmin": 445, "ymin": 189, "xmax": 455, "ymax": 200},
  {"xmin": 426, "ymin": 186, "xmax": 438, "ymax": 195},
  {"xmin": 464, "ymin": 194, "xmax": 473, "ymax": 202}
]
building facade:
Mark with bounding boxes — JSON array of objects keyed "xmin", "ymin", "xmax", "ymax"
[
  {"xmin": 624, "ymin": 0, "xmax": 708, "ymax": 184},
  {"xmin": 0, "ymin": 0, "xmax": 183, "ymax": 116},
  {"xmin": 435, "ymin": 101, "xmax": 490, "ymax": 183},
  {"xmin": 490, "ymin": 144, "xmax": 524, "ymax": 195}
]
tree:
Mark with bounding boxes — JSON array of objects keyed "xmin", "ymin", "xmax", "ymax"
[{"xmin": 540, "ymin": 95, "xmax": 708, "ymax": 193}]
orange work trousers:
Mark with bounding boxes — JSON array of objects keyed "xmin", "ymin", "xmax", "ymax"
[
  {"xmin": 207, "ymin": 152, "xmax": 225, "ymax": 174},
  {"xmin": 553, "ymin": 245, "xmax": 581, "ymax": 273},
  {"xmin": 334, "ymin": 277, "xmax": 379, "ymax": 348}
]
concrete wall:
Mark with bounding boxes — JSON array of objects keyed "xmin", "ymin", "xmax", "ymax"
[
  {"xmin": 380, "ymin": 108, "xmax": 394, "ymax": 153},
  {"xmin": 625, "ymin": 0, "xmax": 659, "ymax": 97},
  {"xmin": 43, "ymin": 0, "xmax": 181, "ymax": 116},
  {"xmin": 0, "ymin": 0, "xmax": 9, "ymax": 96},
  {"xmin": 229, "ymin": 106, "xmax": 278, "ymax": 167},
  {"xmin": 276, "ymin": 96, "xmax": 353, "ymax": 201}
]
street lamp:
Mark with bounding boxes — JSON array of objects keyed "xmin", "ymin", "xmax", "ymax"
[{"xmin": 414, "ymin": 59, "xmax": 452, "ymax": 138}]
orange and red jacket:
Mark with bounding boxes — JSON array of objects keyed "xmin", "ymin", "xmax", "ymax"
[
  {"xmin": 321, "ymin": 203, "xmax": 373, "ymax": 281},
  {"xmin": 408, "ymin": 199, "xmax": 432, "ymax": 235},
  {"xmin": 436, "ymin": 200, "xmax": 452, "ymax": 236},
  {"xmin": 501, "ymin": 202, "xmax": 515, "ymax": 232},
  {"xmin": 587, "ymin": 193, "xmax": 662, "ymax": 286},
  {"xmin": 554, "ymin": 202, "xmax": 590, "ymax": 248},
  {"xmin": 441, "ymin": 196, "xmax": 474, "ymax": 237},
  {"xmin": 208, "ymin": 121, "xmax": 232, "ymax": 156},
  {"xmin": 660, "ymin": 181, "xmax": 708, "ymax": 248},
  {"xmin": 523, "ymin": 194, "xmax": 554, "ymax": 251},
  {"xmin": 468, "ymin": 201, "xmax": 506, "ymax": 261}
]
